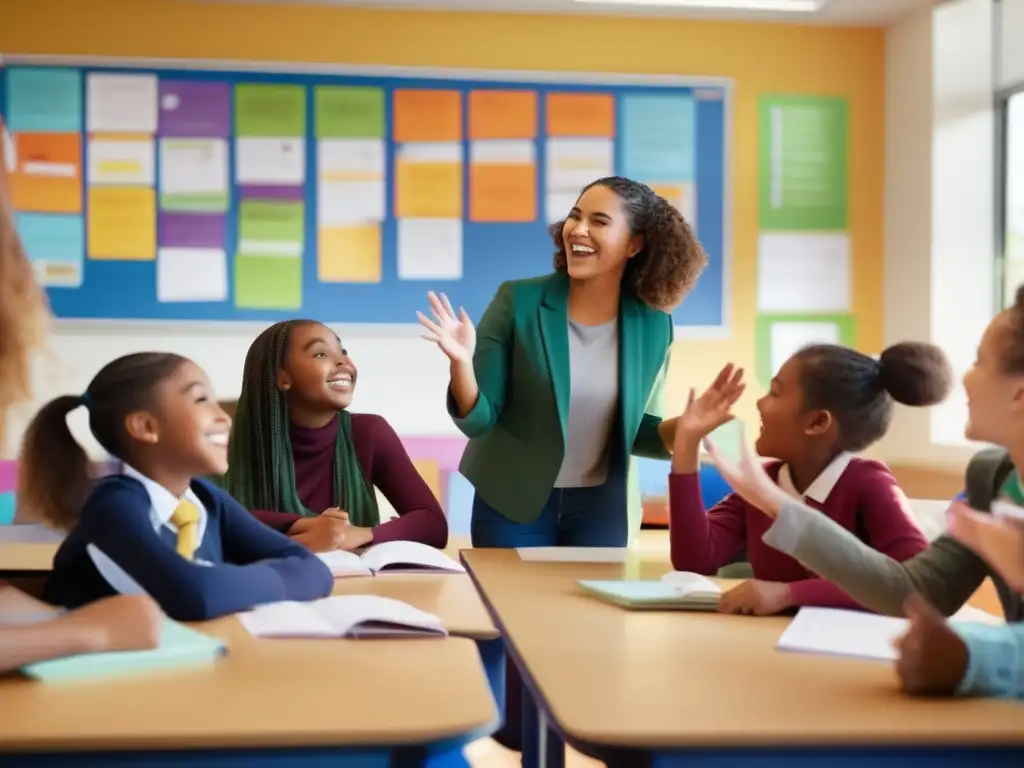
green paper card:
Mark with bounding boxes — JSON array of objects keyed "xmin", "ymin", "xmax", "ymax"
[
  {"xmin": 315, "ymin": 86, "xmax": 385, "ymax": 138},
  {"xmin": 238, "ymin": 200, "xmax": 304, "ymax": 243},
  {"xmin": 235, "ymin": 254, "xmax": 302, "ymax": 310},
  {"xmin": 755, "ymin": 313, "xmax": 857, "ymax": 389},
  {"xmin": 235, "ymin": 84, "xmax": 306, "ymax": 137}
]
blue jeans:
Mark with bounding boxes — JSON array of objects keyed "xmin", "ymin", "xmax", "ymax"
[{"xmin": 470, "ymin": 483, "xmax": 625, "ymax": 754}]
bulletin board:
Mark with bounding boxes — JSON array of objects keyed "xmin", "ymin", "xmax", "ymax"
[{"xmin": 0, "ymin": 56, "xmax": 731, "ymax": 331}]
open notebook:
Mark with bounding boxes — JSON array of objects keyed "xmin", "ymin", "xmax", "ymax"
[
  {"xmin": 21, "ymin": 619, "xmax": 226, "ymax": 683},
  {"xmin": 316, "ymin": 541, "xmax": 465, "ymax": 577},
  {"xmin": 577, "ymin": 571, "xmax": 722, "ymax": 611},
  {"xmin": 777, "ymin": 605, "xmax": 1003, "ymax": 662},
  {"xmin": 238, "ymin": 595, "xmax": 448, "ymax": 639}
]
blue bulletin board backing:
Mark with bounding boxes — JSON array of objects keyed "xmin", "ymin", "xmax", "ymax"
[{"xmin": 0, "ymin": 56, "xmax": 731, "ymax": 333}]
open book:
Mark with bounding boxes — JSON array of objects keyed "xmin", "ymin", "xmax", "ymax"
[
  {"xmin": 238, "ymin": 595, "xmax": 448, "ymax": 639},
  {"xmin": 316, "ymin": 541, "xmax": 465, "ymax": 577},
  {"xmin": 22, "ymin": 620, "xmax": 226, "ymax": 683},
  {"xmin": 577, "ymin": 571, "xmax": 722, "ymax": 611}
]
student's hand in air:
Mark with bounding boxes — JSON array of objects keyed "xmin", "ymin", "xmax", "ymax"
[
  {"xmin": 417, "ymin": 292, "xmax": 476, "ymax": 363},
  {"xmin": 718, "ymin": 579, "xmax": 793, "ymax": 615},
  {"xmin": 63, "ymin": 595, "xmax": 162, "ymax": 653},
  {"xmin": 947, "ymin": 501, "xmax": 1024, "ymax": 592},
  {"xmin": 894, "ymin": 593, "xmax": 969, "ymax": 697},
  {"xmin": 675, "ymin": 364, "xmax": 745, "ymax": 446},
  {"xmin": 703, "ymin": 424, "xmax": 790, "ymax": 519}
]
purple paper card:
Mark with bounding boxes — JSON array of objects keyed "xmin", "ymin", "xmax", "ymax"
[
  {"xmin": 159, "ymin": 81, "xmax": 232, "ymax": 138},
  {"xmin": 0, "ymin": 461, "xmax": 17, "ymax": 493},
  {"xmin": 159, "ymin": 212, "xmax": 226, "ymax": 249},
  {"xmin": 238, "ymin": 185, "xmax": 305, "ymax": 202}
]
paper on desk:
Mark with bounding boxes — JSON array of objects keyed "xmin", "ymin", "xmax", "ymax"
[
  {"xmin": 778, "ymin": 605, "xmax": 1002, "ymax": 662},
  {"xmin": 516, "ymin": 547, "xmax": 628, "ymax": 563}
]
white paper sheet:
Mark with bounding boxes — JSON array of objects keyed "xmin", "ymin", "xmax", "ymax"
[
  {"xmin": 88, "ymin": 138, "xmax": 155, "ymax": 186},
  {"xmin": 545, "ymin": 191, "xmax": 582, "ymax": 226},
  {"xmin": 156, "ymin": 247, "xmax": 228, "ymax": 303},
  {"xmin": 318, "ymin": 138, "xmax": 386, "ymax": 177},
  {"xmin": 318, "ymin": 181, "xmax": 386, "ymax": 226},
  {"xmin": 769, "ymin": 321, "xmax": 841, "ymax": 377},
  {"xmin": 757, "ymin": 232, "xmax": 851, "ymax": 312},
  {"xmin": 546, "ymin": 138, "xmax": 614, "ymax": 192},
  {"xmin": 235, "ymin": 138, "xmax": 305, "ymax": 186},
  {"xmin": 516, "ymin": 547, "xmax": 628, "ymax": 563},
  {"xmin": 397, "ymin": 218, "xmax": 462, "ymax": 280},
  {"xmin": 87, "ymin": 72, "xmax": 159, "ymax": 133},
  {"xmin": 470, "ymin": 139, "xmax": 535, "ymax": 166},
  {"xmin": 159, "ymin": 139, "xmax": 228, "ymax": 195},
  {"xmin": 397, "ymin": 142, "xmax": 462, "ymax": 164}
]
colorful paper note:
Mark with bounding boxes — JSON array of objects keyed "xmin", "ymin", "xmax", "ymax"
[
  {"xmin": 469, "ymin": 141, "xmax": 536, "ymax": 223},
  {"xmin": 395, "ymin": 144, "xmax": 462, "ymax": 219},
  {"xmin": 650, "ymin": 183, "xmax": 697, "ymax": 231},
  {"xmin": 235, "ymin": 253, "xmax": 302, "ymax": 309},
  {"xmin": 88, "ymin": 137, "xmax": 155, "ymax": 186},
  {"xmin": 8, "ymin": 132, "xmax": 82, "ymax": 214},
  {"xmin": 235, "ymin": 84, "xmax": 306, "ymax": 137},
  {"xmin": 238, "ymin": 200, "xmax": 304, "ymax": 255},
  {"xmin": 754, "ymin": 314, "xmax": 856, "ymax": 388},
  {"xmin": 758, "ymin": 95, "xmax": 849, "ymax": 230},
  {"xmin": 621, "ymin": 94, "xmax": 696, "ymax": 181},
  {"xmin": 158, "ymin": 212, "xmax": 226, "ymax": 249},
  {"xmin": 87, "ymin": 186, "xmax": 157, "ymax": 261},
  {"xmin": 159, "ymin": 138, "xmax": 229, "ymax": 211},
  {"xmin": 315, "ymin": 86, "xmax": 385, "ymax": 138},
  {"xmin": 545, "ymin": 138, "xmax": 614, "ymax": 223},
  {"xmin": 157, "ymin": 247, "xmax": 228, "ymax": 303},
  {"xmin": 158, "ymin": 81, "xmax": 232, "ymax": 138},
  {"xmin": 756, "ymin": 232, "xmax": 851, "ymax": 312},
  {"xmin": 6, "ymin": 67, "xmax": 82, "ymax": 133},
  {"xmin": 15, "ymin": 212, "xmax": 85, "ymax": 287},
  {"xmin": 546, "ymin": 93, "xmax": 615, "ymax": 137},
  {"xmin": 87, "ymin": 73, "xmax": 159, "ymax": 134},
  {"xmin": 393, "ymin": 90, "xmax": 462, "ymax": 143},
  {"xmin": 319, "ymin": 224, "xmax": 383, "ymax": 283},
  {"xmin": 318, "ymin": 139, "xmax": 386, "ymax": 226},
  {"xmin": 468, "ymin": 90, "xmax": 537, "ymax": 140},
  {"xmin": 236, "ymin": 138, "xmax": 305, "ymax": 186},
  {"xmin": 397, "ymin": 218, "xmax": 462, "ymax": 280}
]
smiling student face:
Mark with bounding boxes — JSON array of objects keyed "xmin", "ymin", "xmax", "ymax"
[
  {"xmin": 133, "ymin": 360, "xmax": 232, "ymax": 477},
  {"xmin": 277, "ymin": 322, "xmax": 357, "ymax": 421},
  {"xmin": 754, "ymin": 356, "xmax": 831, "ymax": 463},
  {"xmin": 561, "ymin": 183, "xmax": 644, "ymax": 283},
  {"xmin": 963, "ymin": 310, "xmax": 1024, "ymax": 445}
]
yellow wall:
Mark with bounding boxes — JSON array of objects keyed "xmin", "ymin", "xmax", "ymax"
[{"xmin": 1, "ymin": 0, "xmax": 886, "ymax": 427}]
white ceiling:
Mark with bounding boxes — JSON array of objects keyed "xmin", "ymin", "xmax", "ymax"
[{"xmin": 230, "ymin": 0, "xmax": 936, "ymax": 25}]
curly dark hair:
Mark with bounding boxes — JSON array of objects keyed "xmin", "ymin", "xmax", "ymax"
[
  {"xmin": 795, "ymin": 342, "xmax": 953, "ymax": 452},
  {"xmin": 550, "ymin": 176, "xmax": 707, "ymax": 311},
  {"xmin": 1002, "ymin": 283, "xmax": 1024, "ymax": 373}
]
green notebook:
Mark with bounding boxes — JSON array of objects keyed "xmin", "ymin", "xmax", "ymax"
[
  {"xmin": 577, "ymin": 579, "xmax": 721, "ymax": 611},
  {"xmin": 21, "ymin": 619, "xmax": 227, "ymax": 683}
]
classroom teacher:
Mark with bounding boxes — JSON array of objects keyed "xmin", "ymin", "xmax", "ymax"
[{"xmin": 418, "ymin": 176, "xmax": 707, "ymax": 549}]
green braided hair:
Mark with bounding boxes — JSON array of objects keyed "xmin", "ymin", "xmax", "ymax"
[{"xmin": 222, "ymin": 320, "xmax": 379, "ymax": 526}]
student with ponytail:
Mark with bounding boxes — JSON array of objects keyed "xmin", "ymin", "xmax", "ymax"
[
  {"xmin": 29, "ymin": 353, "xmax": 333, "ymax": 622},
  {"xmin": 223, "ymin": 320, "xmax": 446, "ymax": 552}
]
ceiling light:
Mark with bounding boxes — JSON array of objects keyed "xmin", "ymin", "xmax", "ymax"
[{"xmin": 572, "ymin": 0, "xmax": 826, "ymax": 11}]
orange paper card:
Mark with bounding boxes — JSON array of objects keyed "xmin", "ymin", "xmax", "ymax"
[
  {"xmin": 393, "ymin": 90, "xmax": 462, "ymax": 143},
  {"xmin": 469, "ymin": 90, "xmax": 537, "ymax": 140},
  {"xmin": 546, "ymin": 93, "xmax": 615, "ymax": 138},
  {"xmin": 9, "ymin": 132, "xmax": 82, "ymax": 214},
  {"xmin": 470, "ymin": 163, "xmax": 536, "ymax": 223}
]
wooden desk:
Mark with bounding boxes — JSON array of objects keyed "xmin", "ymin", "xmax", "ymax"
[
  {"xmin": 463, "ymin": 549, "xmax": 1024, "ymax": 766},
  {"xmin": 0, "ymin": 542, "xmax": 57, "ymax": 575},
  {"xmin": 0, "ymin": 617, "xmax": 496, "ymax": 765}
]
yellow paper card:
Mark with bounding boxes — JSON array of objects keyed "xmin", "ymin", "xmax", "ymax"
[
  {"xmin": 318, "ymin": 225, "xmax": 382, "ymax": 283},
  {"xmin": 87, "ymin": 186, "xmax": 156, "ymax": 261},
  {"xmin": 395, "ymin": 160, "xmax": 461, "ymax": 219}
]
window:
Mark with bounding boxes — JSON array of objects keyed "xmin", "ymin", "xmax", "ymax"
[{"xmin": 1001, "ymin": 91, "xmax": 1024, "ymax": 307}]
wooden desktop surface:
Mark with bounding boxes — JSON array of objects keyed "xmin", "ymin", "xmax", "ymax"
[
  {"xmin": 0, "ymin": 618, "xmax": 496, "ymax": 752},
  {"xmin": 0, "ymin": 542, "xmax": 57, "ymax": 573},
  {"xmin": 462, "ymin": 548, "xmax": 1024, "ymax": 750}
]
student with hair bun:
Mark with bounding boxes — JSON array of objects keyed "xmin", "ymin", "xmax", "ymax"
[{"xmin": 668, "ymin": 341, "xmax": 953, "ymax": 616}]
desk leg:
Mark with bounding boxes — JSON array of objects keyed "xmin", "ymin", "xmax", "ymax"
[
  {"xmin": 521, "ymin": 685, "xmax": 565, "ymax": 768},
  {"xmin": 475, "ymin": 638, "xmax": 506, "ymax": 720}
]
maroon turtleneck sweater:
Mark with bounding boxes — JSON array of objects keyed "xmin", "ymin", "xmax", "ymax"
[{"xmin": 249, "ymin": 413, "xmax": 448, "ymax": 548}]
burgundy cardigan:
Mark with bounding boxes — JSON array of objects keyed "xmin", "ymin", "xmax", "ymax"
[{"xmin": 249, "ymin": 413, "xmax": 448, "ymax": 548}]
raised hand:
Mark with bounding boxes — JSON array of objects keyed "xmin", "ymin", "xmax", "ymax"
[
  {"xmin": 417, "ymin": 292, "xmax": 476, "ymax": 363},
  {"xmin": 703, "ymin": 423, "xmax": 790, "ymax": 519},
  {"xmin": 676, "ymin": 364, "xmax": 745, "ymax": 442}
]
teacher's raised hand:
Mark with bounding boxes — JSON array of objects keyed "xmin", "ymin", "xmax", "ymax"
[
  {"xmin": 703, "ymin": 423, "xmax": 791, "ymax": 519},
  {"xmin": 417, "ymin": 291, "xmax": 476, "ymax": 363}
]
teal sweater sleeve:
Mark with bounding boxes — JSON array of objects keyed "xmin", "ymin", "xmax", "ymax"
[
  {"xmin": 631, "ymin": 323, "xmax": 672, "ymax": 460},
  {"xmin": 954, "ymin": 621, "xmax": 1024, "ymax": 699}
]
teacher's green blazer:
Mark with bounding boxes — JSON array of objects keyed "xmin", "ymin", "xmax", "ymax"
[{"xmin": 449, "ymin": 271, "xmax": 673, "ymax": 543}]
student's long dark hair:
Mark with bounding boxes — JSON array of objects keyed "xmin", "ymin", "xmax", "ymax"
[{"xmin": 17, "ymin": 353, "xmax": 187, "ymax": 531}]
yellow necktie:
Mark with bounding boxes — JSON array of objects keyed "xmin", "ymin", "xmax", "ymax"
[{"xmin": 171, "ymin": 500, "xmax": 200, "ymax": 560}]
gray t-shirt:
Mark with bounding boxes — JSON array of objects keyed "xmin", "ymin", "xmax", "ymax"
[{"xmin": 554, "ymin": 317, "xmax": 619, "ymax": 488}]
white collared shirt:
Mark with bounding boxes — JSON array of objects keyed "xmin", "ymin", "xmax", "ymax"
[
  {"xmin": 88, "ymin": 464, "xmax": 213, "ymax": 597},
  {"xmin": 776, "ymin": 452, "xmax": 854, "ymax": 504}
]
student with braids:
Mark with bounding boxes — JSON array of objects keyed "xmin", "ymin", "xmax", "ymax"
[
  {"xmin": 26, "ymin": 353, "xmax": 334, "ymax": 622},
  {"xmin": 223, "ymin": 320, "xmax": 447, "ymax": 552},
  {"xmin": 0, "ymin": 133, "xmax": 163, "ymax": 670}
]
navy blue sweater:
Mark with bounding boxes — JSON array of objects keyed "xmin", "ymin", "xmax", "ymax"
[{"xmin": 45, "ymin": 475, "xmax": 335, "ymax": 621}]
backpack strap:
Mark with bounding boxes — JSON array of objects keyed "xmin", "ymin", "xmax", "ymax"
[{"xmin": 964, "ymin": 447, "xmax": 1015, "ymax": 511}]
